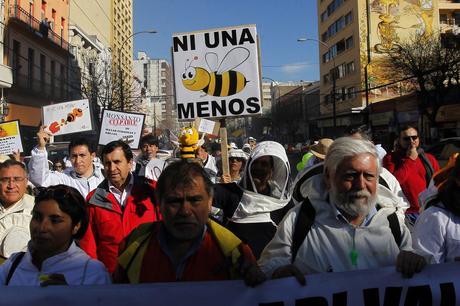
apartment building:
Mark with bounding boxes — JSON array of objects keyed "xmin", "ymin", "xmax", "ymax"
[
  {"xmin": 133, "ymin": 51, "xmax": 174, "ymax": 134},
  {"xmin": 316, "ymin": 0, "xmax": 460, "ymax": 138},
  {"xmin": 111, "ymin": 0, "xmax": 133, "ymax": 110},
  {"xmin": 68, "ymin": 0, "xmax": 111, "ymax": 121},
  {"xmin": 4, "ymin": 0, "xmax": 70, "ymax": 149},
  {"xmin": 0, "ymin": 2, "xmax": 13, "ymax": 121}
]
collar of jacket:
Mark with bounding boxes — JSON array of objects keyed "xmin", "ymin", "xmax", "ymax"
[{"xmin": 88, "ymin": 175, "xmax": 152, "ymax": 211}]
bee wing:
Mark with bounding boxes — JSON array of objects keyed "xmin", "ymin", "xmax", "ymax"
[
  {"xmin": 205, "ymin": 52, "xmax": 219, "ymax": 72},
  {"xmin": 217, "ymin": 47, "xmax": 250, "ymax": 74}
]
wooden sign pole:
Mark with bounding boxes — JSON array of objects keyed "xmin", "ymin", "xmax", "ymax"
[{"xmin": 219, "ymin": 119, "xmax": 229, "ymax": 177}]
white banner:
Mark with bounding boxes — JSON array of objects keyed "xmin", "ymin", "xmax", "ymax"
[
  {"xmin": 0, "ymin": 263, "xmax": 458, "ymax": 306},
  {"xmin": 0, "ymin": 120, "xmax": 23, "ymax": 154},
  {"xmin": 98, "ymin": 109, "xmax": 146, "ymax": 149},
  {"xmin": 42, "ymin": 99, "xmax": 92, "ymax": 136},
  {"xmin": 172, "ymin": 24, "xmax": 262, "ymax": 120}
]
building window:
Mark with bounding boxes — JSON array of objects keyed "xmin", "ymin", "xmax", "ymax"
[
  {"xmin": 347, "ymin": 87, "xmax": 356, "ymax": 99},
  {"xmin": 345, "ymin": 11, "xmax": 353, "ymax": 25},
  {"xmin": 40, "ymin": 54, "xmax": 46, "ymax": 91},
  {"xmin": 12, "ymin": 40, "xmax": 21, "ymax": 84},
  {"xmin": 345, "ymin": 36, "xmax": 354, "ymax": 49},
  {"xmin": 41, "ymin": 0, "xmax": 46, "ymax": 20},
  {"xmin": 346, "ymin": 61, "xmax": 355, "ymax": 75},
  {"xmin": 28, "ymin": 48, "xmax": 34, "ymax": 89},
  {"xmin": 60, "ymin": 64, "xmax": 65, "ymax": 99},
  {"xmin": 50, "ymin": 60, "xmax": 55, "ymax": 97}
]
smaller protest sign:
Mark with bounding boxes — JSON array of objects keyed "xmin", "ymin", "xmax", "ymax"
[
  {"xmin": 42, "ymin": 99, "xmax": 92, "ymax": 136},
  {"xmin": 196, "ymin": 118, "xmax": 220, "ymax": 136},
  {"xmin": 99, "ymin": 109, "xmax": 145, "ymax": 149},
  {"xmin": 140, "ymin": 158, "xmax": 167, "ymax": 181},
  {"xmin": 0, "ymin": 120, "xmax": 23, "ymax": 155}
]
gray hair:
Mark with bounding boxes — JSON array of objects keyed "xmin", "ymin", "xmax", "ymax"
[{"xmin": 324, "ymin": 137, "xmax": 381, "ymax": 177}]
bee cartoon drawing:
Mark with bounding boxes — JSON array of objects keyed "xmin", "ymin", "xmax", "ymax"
[{"xmin": 181, "ymin": 47, "xmax": 250, "ymax": 97}]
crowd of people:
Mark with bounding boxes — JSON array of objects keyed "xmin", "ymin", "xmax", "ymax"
[{"xmin": 0, "ymin": 123, "xmax": 457, "ymax": 289}]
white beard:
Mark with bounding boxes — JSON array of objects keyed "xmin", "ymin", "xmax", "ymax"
[{"xmin": 330, "ymin": 185, "xmax": 377, "ymax": 217}]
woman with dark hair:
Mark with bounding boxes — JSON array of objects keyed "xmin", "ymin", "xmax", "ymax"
[
  {"xmin": 0, "ymin": 185, "xmax": 111, "ymax": 285},
  {"xmin": 413, "ymin": 154, "xmax": 460, "ymax": 263}
]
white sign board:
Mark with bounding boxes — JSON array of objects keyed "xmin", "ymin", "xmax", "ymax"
[
  {"xmin": 0, "ymin": 120, "xmax": 23, "ymax": 154},
  {"xmin": 172, "ymin": 24, "xmax": 262, "ymax": 120},
  {"xmin": 141, "ymin": 158, "xmax": 167, "ymax": 181},
  {"xmin": 42, "ymin": 99, "xmax": 92, "ymax": 136},
  {"xmin": 0, "ymin": 263, "xmax": 457, "ymax": 306},
  {"xmin": 98, "ymin": 109, "xmax": 145, "ymax": 149}
]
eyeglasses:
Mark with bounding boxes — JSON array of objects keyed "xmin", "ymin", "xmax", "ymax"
[
  {"xmin": 0, "ymin": 177, "xmax": 26, "ymax": 184},
  {"xmin": 403, "ymin": 135, "xmax": 419, "ymax": 141}
]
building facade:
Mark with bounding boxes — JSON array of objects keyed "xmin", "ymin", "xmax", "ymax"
[
  {"xmin": 111, "ymin": 0, "xmax": 133, "ymax": 110},
  {"xmin": 68, "ymin": 0, "xmax": 111, "ymax": 126},
  {"xmin": 4, "ymin": 0, "xmax": 70, "ymax": 150},
  {"xmin": 317, "ymin": 0, "xmax": 460, "ymax": 140},
  {"xmin": 133, "ymin": 51, "xmax": 174, "ymax": 134}
]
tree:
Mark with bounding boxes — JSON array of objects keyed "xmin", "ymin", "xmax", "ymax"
[
  {"xmin": 384, "ymin": 33, "xmax": 460, "ymax": 130},
  {"xmin": 79, "ymin": 49, "xmax": 146, "ymax": 120}
]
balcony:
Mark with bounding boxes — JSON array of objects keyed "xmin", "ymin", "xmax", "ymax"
[
  {"xmin": 439, "ymin": 0, "xmax": 460, "ymax": 10},
  {"xmin": 440, "ymin": 18, "xmax": 460, "ymax": 34},
  {"xmin": 9, "ymin": 5, "xmax": 69, "ymax": 51}
]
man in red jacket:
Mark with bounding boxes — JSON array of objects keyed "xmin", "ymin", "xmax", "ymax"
[
  {"xmin": 383, "ymin": 125, "xmax": 439, "ymax": 224},
  {"xmin": 79, "ymin": 140, "xmax": 160, "ymax": 273}
]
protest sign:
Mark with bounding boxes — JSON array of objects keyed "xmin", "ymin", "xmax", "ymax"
[
  {"xmin": 99, "ymin": 109, "xmax": 145, "ymax": 149},
  {"xmin": 0, "ymin": 263, "xmax": 457, "ymax": 306},
  {"xmin": 172, "ymin": 24, "xmax": 262, "ymax": 120},
  {"xmin": 0, "ymin": 120, "xmax": 23, "ymax": 154},
  {"xmin": 195, "ymin": 117, "xmax": 220, "ymax": 136},
  {"xmin": 42, "ymin": 99, "xmax": 92, "ymax": 136},
  {"xmin": 140, "ymin": 158, "xmax": 167, "ymax": 181}
]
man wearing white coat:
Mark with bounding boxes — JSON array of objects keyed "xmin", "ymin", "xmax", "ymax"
[
  {"xmin": 28, "ymin": 125, "xmax": 104, "ymax": 198},
  {"xmin": 258, "ymin": 137, "xmax": 425, "ymax": 284}
]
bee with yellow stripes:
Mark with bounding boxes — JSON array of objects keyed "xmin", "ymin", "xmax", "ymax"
[{"xmin": 181, "ymin": 47, "xmax": 250, "ymax": 97}]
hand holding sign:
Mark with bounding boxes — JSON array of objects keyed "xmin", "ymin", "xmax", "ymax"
[{"xmin": 37, "ymin": 125, "xmax": 52, "ymax": 150}]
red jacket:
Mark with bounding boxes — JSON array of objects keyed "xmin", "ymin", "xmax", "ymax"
[
  {"xmin": 79, "ymin": 176, "xmax": 160, "ymax": 273},
  {"xmin": 382, "ymin": 149, "xmax": 439, "ymax": 214}
]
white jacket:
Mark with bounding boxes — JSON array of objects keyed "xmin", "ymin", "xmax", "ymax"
[
  {"xmin": 231, "ymin": 141, "xmax": 292, "ymax": 224},
  {"xmin": 0, "ymin": 242, "xmax": 111, "ymax": 285},
  {"xmin": 0, "ymin": 194, "xmax": 34, "ymax": 258},
  {"xmin": 413, "ymin": 204, "xmax": 460, "ymax": 264},
  {"xmin": 258, "ymin": 174, "xmax": 413, "ymax": 277},
  {"xmin": 28, "ymin": 147, "xmax": 104, "ymax": 198}
]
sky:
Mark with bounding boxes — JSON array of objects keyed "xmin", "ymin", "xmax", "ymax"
[{"xmin": 133, "ymin": 0, "xmax": 320, "ymax": 83}]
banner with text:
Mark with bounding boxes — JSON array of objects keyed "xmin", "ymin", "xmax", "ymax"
[
  {"xmin": 0, "ymin": 120, "xmax": 23, "ymax": 154},
  {"xmin": 42, "ymin": 99, "xmax": 92, "ymax": 136},
  {"xmin": 0, "ymin": 263, "xmax": 457, "ymax": 306},
  {"xmin": 99, "ymin": 109, "xmax": 145, "ymax": 149},
  {"xmin": 172, "ymin": 24, "xmax": 262, "ymax": 120}
]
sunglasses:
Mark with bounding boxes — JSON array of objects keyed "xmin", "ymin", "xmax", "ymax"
[
  {"xmin": 229, "ymin": 157, "xmax": 243, "ymax": 163},
  {"xmin": 403, "ymin": 135, "xmax": 419, "ymax": 141}
]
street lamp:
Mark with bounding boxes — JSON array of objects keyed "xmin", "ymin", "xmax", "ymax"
[
  {"xmin": 297, "ymin": 37, "xmax": 337, "ymax": 130},
  {"xmin": 118, "ymin": 29, "xmax": 157, "ymax": 111},
  {"xmin": 262, "ymin": 77, "xmax": 280, "ymax": 141}
]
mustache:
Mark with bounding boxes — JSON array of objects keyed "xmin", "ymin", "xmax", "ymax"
[{"xmin": 346, "ymin": 190, "xmax": 372, "ymax": 199}]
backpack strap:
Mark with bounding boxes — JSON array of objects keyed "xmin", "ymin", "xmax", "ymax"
[
  {"xmin": 291, "ymin": 198, "xmax": 316, "ymax": 263},
  {"xmin": 386, "ymin": 212, "xmax": 402, "ymax": 247},
  {"xmin": 378, "ymin": 176, "xmax": 390, "ymax": 190},
  {"xmin": 418, "ymin": 150, "xmax": 434, "ymax": 186},
  {"xmin": 5, "ymin": 252, "xmax": 25, "ymax": 285}
]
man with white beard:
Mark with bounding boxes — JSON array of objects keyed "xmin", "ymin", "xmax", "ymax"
[{"xmin": 258, "ymin": 137, "xmax": 425, "ymax": 285}]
